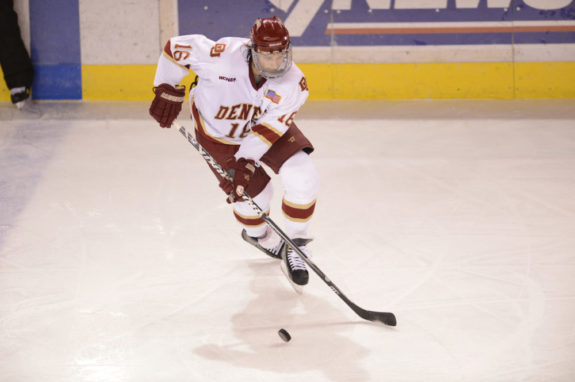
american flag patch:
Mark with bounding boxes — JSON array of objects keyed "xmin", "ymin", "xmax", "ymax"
[{"xmin": 265, "ymin": 89, "xmax": 281, "ymax": 104}]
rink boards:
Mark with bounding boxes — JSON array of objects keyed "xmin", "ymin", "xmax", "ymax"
[{"xmin": 0, "ymin": 0, "xmax": 574, "ymax": 100}]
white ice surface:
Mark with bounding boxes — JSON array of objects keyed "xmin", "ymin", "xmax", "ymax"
[{"xmin": 1, "ymin": 100, "xmax": 575, "ymax": 381}]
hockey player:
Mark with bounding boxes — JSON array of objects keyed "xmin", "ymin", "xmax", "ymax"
[{"xmin": 149, "ymin": 16, "xmax": 319, "ymax": 290}]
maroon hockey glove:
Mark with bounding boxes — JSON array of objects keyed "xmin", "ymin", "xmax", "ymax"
[
  {"xmin": 218, "ymin": 177, "xmax": 235, "ymax": 204},
  {"xmin": 226, "ymin": 157, "xmax": 256, "ymax": 202},
  {"xmin": 149, "ymin": 84, "xmax": 185, "ymax": 128}
]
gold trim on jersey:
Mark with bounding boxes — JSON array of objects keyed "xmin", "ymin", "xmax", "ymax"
[
  {"xmin": 250, "ymin": 122, "xmax": 283, "ymax": 147},
  {"xmin": 162, "ymin": 51, "xmax": 188, "ymax": 71}
]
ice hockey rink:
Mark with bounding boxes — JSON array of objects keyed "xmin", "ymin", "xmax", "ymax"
[{"xmin": 1, "ymin": 99, "xmax": 575, "ymax": 381}]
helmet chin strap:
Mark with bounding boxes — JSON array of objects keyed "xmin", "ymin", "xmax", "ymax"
[{"xmin": 250, "ymin": 60, "xmax": 265, "ymax": 83}]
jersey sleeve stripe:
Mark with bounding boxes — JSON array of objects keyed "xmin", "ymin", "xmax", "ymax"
[
  {"xmin": 162, "ymin": 41, "xmax": 189, "ymax": 70},
  {"xmin": 163, "ymin": 41, "xmax": 174, "ymax": 58}
]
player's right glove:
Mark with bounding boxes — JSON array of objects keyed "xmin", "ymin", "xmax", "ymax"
[{"xmin": 149, "ymin": 84, "xmax": 185, "ymax": 128}]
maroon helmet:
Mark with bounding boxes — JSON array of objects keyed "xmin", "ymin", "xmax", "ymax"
[
  {"xmin": 251, "ymin": 16, "xmax": 290, "ymax": 52},
  {"xmin": 250, "ymin": 16, "xmax": 292, "ymax": 78}
]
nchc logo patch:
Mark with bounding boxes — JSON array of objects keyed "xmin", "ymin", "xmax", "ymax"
[{"xmin": 265, "ymin": 89, "xmax": 282, "ymax": 104}]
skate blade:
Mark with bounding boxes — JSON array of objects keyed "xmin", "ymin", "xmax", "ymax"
[
  {"xmin": 241, "ymin": 229, "xmax": 282, "ymax": 259},
  {"xmin": 280, "ymin": 260, "xmax": 304, "ymax": 294}
]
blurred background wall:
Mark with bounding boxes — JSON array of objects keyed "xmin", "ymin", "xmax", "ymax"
[{"xmin": 1, "ymin": 0, "xmax": 574, "ymax": 101}]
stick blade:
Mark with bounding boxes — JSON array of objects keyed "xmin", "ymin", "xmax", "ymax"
[
  {"xmin": 373, "ymin": 312, "xmax": 397, "ymax": 326},
  {"xmin": 357, "ymin": 308, "xmax": 397, "ymax": 326}
]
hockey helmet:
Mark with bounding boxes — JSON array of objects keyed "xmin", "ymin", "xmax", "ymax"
[{"xmin": 250, "ymin": 16, "xmax": 292, "ymax": 78}]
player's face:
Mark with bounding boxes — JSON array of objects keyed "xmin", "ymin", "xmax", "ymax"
[
  {"xmin": 257, "ymin": 50, "xmax": 287, "ymax": 71},
  {"xmin": 252, "ymin": 46, "xmax": 292, "ymax": 79}
]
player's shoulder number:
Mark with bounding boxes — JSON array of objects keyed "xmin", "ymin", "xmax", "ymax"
[
  {"xmin": 173, "ymin": 43, "xmax": 191, "ymax": 61},
  {"xmin": 172, "ymin": 42, "xmax": 227, "ymax": 61}
]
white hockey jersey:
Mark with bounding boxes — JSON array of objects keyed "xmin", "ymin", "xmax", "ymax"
[{"xmin": 153, "ymin": 35, "xmax": 309, "ymax": 162}]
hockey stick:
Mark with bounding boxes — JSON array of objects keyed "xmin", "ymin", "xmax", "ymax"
[{"xmin": 174, "ymin": 122, "xmax": 397, "ymax": 326}]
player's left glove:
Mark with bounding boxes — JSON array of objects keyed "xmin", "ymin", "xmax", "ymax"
[
  {"xmin": 149, "ymin": 84, "xmax": 185, "ymax": 128},
  {"xmin": 218, "ymin": 177, "xmax": 235, "ymax": 204},
  {"xmin": 224, "ymin": 157, "xmax": 256, "ymax": 202}
]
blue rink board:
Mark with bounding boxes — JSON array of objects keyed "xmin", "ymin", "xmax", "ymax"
[
  {"xmin": 177, "ymin": 0, "xmax": 575, "ymax": 46},
  {"xmin": 29, "ymin": 0, "xmax": 82, "ymax": 100}
]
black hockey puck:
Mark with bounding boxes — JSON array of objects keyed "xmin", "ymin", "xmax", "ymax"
[{"xmin": 278, "ymin": 328, "xmax": 291, "ymax": 342}]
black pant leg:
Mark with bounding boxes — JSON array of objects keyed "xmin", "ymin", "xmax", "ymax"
[{"xmin": 0, "ymin": 0, "xmax": 34, "ymax": 89}]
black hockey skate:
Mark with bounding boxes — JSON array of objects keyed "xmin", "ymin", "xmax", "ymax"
[
  {"xmin": 241, "ymin": 229, "xmax": 284, "ymax": 259},
  {"xmin": 280, "ymin": 238, "xmax": 312, "ymax": 293}
]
